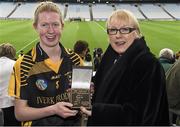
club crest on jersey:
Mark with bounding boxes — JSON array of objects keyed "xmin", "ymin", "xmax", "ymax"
[{"xmin": 36, "ymin": 79, "xmax": 47, "ymax": 91}]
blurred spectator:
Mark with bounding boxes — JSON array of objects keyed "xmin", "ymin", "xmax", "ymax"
[
  {"xmin": 93, "ymin": 48, "xmax": 103, "ymax": 71},
  {"xmin": 175, "ymin": 51, "xmax": 180, "ymax": 60},
  {"xmin": 159, "ymin": 48, "xmax": 175, "ymax": 72},
  {"xmin": 74, "ymin": 40, "xmax": 89, "ymax": 60},
  {"xmin": 84, "ymin": 53, "xmax": 92, "ymax": 66},
  {"xmin": 74, "ymin": 40, "xmax": 93, "ymax": 67},
  {"xmin": 0, "ymin": 43, "xmax": 20, "ymax": 126},
  {"xmin": 166, "ymin": 58, "xmax": 180, "ymax": 125}
]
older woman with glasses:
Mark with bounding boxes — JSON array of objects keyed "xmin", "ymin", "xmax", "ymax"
[{"xmin": 80, "ymin": 9, "xmax": 170, "ymax": 125}]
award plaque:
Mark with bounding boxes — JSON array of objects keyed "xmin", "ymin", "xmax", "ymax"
[{"xmin": 70, "ymin": 66, "xmax": 93, "ymax": 109}]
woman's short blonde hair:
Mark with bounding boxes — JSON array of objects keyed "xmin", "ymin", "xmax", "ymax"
[
  {"xmin": 106, "ymin": 9, "xmax": 140, "ymax": 35},
  {"xmin": 34, "ymin": 1, "xmax": 64, "ymax": 26},
  {"xmin": 0, "ymin": 43, "xmax": 16, "ymax": 60}
]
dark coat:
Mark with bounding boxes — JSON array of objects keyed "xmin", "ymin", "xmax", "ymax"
[{"xmin": 88, "ymin": 37, "xmax": 170, "ymax": 125}]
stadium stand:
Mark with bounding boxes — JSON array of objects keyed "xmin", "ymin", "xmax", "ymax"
[
  {"xmin": 163, "ymin": 3, "xmax": 180, "ymax": 20},
  {"xmin": 0, "ymin": 2, "xmax": 16, "ymax": 18},
  {"xmin": 10, "ymin": 2, "xmax": 37, "ymax": 19},
  {"xmin": 57, "ymin": 3, "xmax": 65, "ymax": 18},
  {"xmin": 139, "ymin": 4, "xmax": 172, "ymax": 20},
  {"xmin": 92, "ymin": 4, "xmax": 113, "ymax": 20},
  {"xmin": 65, "ymin": 4, "xmax": 90, "ymax": 21},
  {"xmin": 116, "ymin": 4, "xmax": 145, "ymax": 20},
  {"xmin": 1, "ymin": 1, "xmax": 180, "ymax": 21}
]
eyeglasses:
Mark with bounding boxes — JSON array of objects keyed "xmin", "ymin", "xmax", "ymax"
[{"xmin": 107, "ymin": 27, "xmax": 136, "ymax": 35}]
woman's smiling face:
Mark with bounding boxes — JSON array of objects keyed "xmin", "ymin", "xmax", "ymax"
[
  {"xmin": 107, "ymin": 18, "xmax": 139, "ymax": 54},
  {"xmin": 106, "ymin": 10, "xmax": 140, "ymax": 54}
]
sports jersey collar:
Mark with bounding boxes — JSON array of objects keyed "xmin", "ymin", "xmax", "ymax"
[{"xmin": 35, "ymin": 42, "xmax": 68, "ymax": 62}]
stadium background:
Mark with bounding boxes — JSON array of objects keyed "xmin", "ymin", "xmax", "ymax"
[{"xmin": 0, "ymin": 0, "xmax": 180, "ymax": 57}]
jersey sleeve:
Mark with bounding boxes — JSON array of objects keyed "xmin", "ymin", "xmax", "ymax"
[
  {"xmin": 65, "ymin": 48, "xmax": 84, "ymax": 66},
  {"xmin": 8, "ymin": 56, "xmax": 24, "ymax": 98}
]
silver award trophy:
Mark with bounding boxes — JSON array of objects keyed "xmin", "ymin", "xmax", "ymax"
[{"xmin": 70, "ymin": 66, "xmax": 93, "ymax": 109}]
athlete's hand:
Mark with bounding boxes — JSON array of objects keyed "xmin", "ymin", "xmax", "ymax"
[
  {"xmin": 54, "ymin": 102, "xmax": 78, "ymax": 118},
  {"xmin": 80, "ymin": 106, "xmax": 92, "ymax": 116}
]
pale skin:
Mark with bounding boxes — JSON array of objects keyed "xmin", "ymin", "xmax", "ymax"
[
  {"xmin": 108, "ymin": 18, "xmax": 140, "ymax": 55},
  {"xmin": 34, "ymin": 11, "xmax": 63, "ymax": 62},
  {"xmin": 80, "ymin": 17, "xmax": 140, "ymax": 116},
  {"xmin": 15, "ymin": 11, "xmax": 78, "ymax": 122},
  {"xmin": 15, "ymin": 100, "xmax": 78, "ymax": 121}
]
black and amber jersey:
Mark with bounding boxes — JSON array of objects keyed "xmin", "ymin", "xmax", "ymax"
[{"xmin": 8, "ymin": 43, "xmax": 83, "ymax": 126}]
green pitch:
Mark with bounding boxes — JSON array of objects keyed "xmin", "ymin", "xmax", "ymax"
[{"xmin": 0, "ymin": 19, "xmax": 180, "ymax": 58}]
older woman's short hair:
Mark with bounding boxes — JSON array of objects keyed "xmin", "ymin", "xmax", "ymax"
[
  {"xmin": 106, "ymin": 9, "xmax": 141, "ymax": 35},
  {"xmin": 159, "ymin": 48, "xmax": 174, "ymax": 60}
]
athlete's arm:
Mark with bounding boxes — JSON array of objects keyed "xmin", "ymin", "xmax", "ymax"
[{"xmin": 15, "ymin": 99, "xmax": 78, "ymax": 121}]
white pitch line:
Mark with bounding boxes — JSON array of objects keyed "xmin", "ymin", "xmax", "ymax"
[
  {"xmin": 17, "ymin": 38, "xmax": 38, "ymax": 54},
  {"xmin": 93, "ymin": 21, "xmax": 106, "ymax": 33}
]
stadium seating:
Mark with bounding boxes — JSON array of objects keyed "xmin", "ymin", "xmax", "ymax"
[
  {"xmin": 163, "ymin": 3, "xmax": 180, "ymax": 19},
  {"xmin": 0, "ymin": 2, "xmax": 16, "ymax": 18},
  {"xmin": 116, "ymin": 4, "xmax": 145, "ymax": 20},
  {"xmin": 92, "ymin": 4, "xmax": 113, "ymax": 20},
  {"xmin": 0, "ymin": 2, "xmax": 180, "ymax": 21},
  {"xmin": 139, "ymin": 4, "xmax": 172, "ymax": 20},
  {"xmin": 10, "ymin": 3, "xmax": 38, "ymax": 19},
  {"xmin": 65, "ymin": 4, "xmax": 90, "ymax": 21}
]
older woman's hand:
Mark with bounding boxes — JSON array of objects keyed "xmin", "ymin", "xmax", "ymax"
[{"xmin": 80, "ymin": 106, "xmax": 92, "ymax": 116}]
